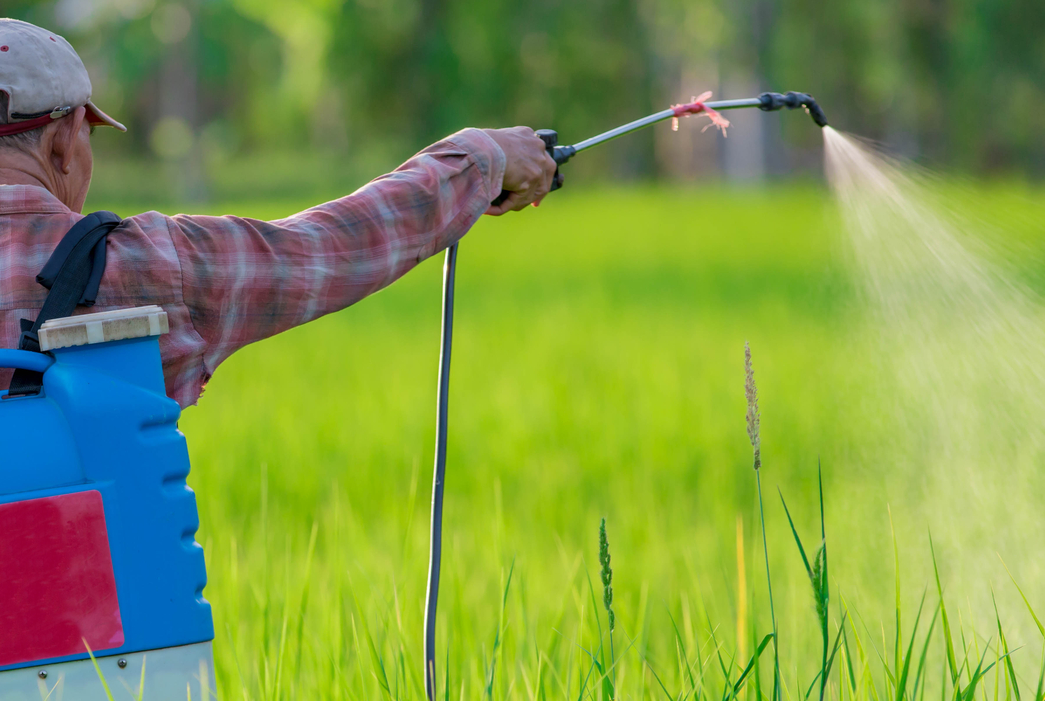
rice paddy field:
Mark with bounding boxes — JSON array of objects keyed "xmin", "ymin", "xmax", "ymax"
[{"xmin": 93, "ymin": 183, "xmax": 1045, "ymax": 700}]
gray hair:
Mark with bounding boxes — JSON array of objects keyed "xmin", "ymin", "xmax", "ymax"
[{"xmin": 0, "ymin": 92, "xmax": 44, "ymax": 153}]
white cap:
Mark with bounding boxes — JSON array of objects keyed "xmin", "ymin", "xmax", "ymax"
[{"xmin": 0, "ymin": 18, "xmax": 125, "ymax": 136}]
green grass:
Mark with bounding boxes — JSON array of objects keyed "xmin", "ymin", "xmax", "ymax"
[{"xmin": 85, "ymin": 183, "xmax": 1045, "ymax": 699}]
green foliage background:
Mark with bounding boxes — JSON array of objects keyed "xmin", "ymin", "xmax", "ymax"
[{"xmin": 7, "ymin": 0, "xmax": 1045, "ymax": 179}]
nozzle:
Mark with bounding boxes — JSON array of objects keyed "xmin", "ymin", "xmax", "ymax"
[{"xmin": 758, "ymin": 91, "xmax": 828, "ymax": 127}]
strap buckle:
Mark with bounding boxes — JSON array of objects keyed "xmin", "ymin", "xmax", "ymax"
[{"xmin": 17, "ymin": 319, "xmax": 40, "ymax": 354}]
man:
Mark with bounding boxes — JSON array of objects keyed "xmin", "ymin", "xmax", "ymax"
[{"xmin": 0, "ymin": 18, "xmax": 557, "ymax": 407}]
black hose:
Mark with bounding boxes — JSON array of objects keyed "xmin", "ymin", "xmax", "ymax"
[
  {"xmin": 421, "ymin": 90, "xmax": 827, "ymax": 696},
  {"xmin": 424, "ymin": 241, "xmax": 457, "ymax": 701}
]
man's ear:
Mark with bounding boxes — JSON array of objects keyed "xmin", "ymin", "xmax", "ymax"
[{"xmin": 53, "ymin": 106, "xmax": 87, "ymax": 174}]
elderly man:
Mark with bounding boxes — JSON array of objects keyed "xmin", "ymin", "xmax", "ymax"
[{"xmin": 0, "ymin": 18, "xmax": 557, "ymax": 406}]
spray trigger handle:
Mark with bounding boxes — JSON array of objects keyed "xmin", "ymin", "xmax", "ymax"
[
  {"xmin": 536, "ymin": 129, "xmax": 571, "ymax": 194},
  {"xmin": 491, "ymin": 128, "xmax": 575, "ymax": 207}
]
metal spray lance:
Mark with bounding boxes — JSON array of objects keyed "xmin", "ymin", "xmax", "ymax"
[{"xmin": 422, "ymin": 90, "xmax": 828, "ymax": 700}]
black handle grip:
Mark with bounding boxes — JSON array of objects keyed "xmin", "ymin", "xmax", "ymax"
[{"xmin": 491, "ymin": 129, "xmax": 566, "ymax": 207}]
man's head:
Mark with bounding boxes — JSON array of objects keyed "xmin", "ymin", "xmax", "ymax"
[{"xmin": 0, "ymin": 19, "xmax": 124, "ymax": 212}]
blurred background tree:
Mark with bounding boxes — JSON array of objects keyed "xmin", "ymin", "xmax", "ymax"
[{"xmin": 6, "ymin": 0, "xmax": 1044, "ymax": 202}]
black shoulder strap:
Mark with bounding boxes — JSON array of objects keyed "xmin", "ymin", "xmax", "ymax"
[{"xmin": 7, "ymin": 211, "xmax": 122, "ymax": 397}]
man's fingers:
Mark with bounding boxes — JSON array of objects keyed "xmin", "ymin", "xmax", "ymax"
[
  {"xmin": 486, "ymin": 162, "xmax": 559, "ymax": 215},
  {"xmin": 529, "ymin": 177, "xmax": 551, "ymax": 205},
  {"xmin": 486, "ymin": 190, "xmax": 528, "ymax": 216},
  {"xmin": 511, "ymin": 185, "xmax": 538, "ymax": 211}
]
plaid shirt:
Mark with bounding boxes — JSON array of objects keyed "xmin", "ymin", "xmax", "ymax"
[{"xmin": 0, "ymin": 128, "xmax": 505, "ymax": 407}]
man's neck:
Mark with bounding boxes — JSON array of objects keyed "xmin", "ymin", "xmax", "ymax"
[
  {"xmin": 0, "ymin": 140, "xmax": 85, "ymax": 212},
  {"xmin": 0, "ymin": 167, "xmax": 50, "ymax": 191}
]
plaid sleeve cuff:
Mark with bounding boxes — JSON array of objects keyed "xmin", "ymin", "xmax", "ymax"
[{"xmin": 445, "ymin": 127, "xmax": 506, "ymax": 203}]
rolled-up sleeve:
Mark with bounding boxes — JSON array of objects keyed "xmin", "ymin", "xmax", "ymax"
[{"xmin": 146, "ymin": 127, "xmax": 505, "ymax": 403}]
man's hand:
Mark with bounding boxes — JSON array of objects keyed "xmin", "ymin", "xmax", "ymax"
[{"xmin": 483, "ymin": 127, "xmax": 560, "ymax": 215}]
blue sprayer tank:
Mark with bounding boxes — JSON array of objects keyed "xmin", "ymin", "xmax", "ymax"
[{"xmin": 0, "ymin": 306, "xmax": 214, "ymax": 700}]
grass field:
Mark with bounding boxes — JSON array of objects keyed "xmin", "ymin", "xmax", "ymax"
[{"xmin": 91, "ymin": 184, "xmax": 1045, "ymax": 700}]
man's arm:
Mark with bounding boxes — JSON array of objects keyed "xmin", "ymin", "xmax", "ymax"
[{"xmin": 155, "ymin": 128, "xmax": 510, "ymax": 403}]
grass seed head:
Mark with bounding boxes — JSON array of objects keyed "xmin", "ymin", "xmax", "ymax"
[
  {"xmin": 744, "ymin": 342, "xmax": 761, "ymax": 470},
  {"xmin": 812, "ymin": 542, "xmax": 828, "ymax": 628},
  {"xmin": 599, "ymin": 518, "xmax": 615, "ymax": 632}
]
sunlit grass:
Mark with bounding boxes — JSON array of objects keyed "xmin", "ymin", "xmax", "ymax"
[{"xmin": 77, "ymin": 184, "xmax": 1045, "ymax": 699}]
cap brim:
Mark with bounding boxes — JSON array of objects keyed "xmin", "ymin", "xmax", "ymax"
[{"xmin": 85, "ymin": 100, "xmax": 126, "ymax": 132}]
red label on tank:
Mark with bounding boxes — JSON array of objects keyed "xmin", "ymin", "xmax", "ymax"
[{"xmin": 0, "ymin": 490, "xmax": 124, "ymax": 667}]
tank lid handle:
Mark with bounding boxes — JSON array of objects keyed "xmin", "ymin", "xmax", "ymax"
[{"xmin": 38, "ymin": 305, "xmax": 169, "ymax": 352}]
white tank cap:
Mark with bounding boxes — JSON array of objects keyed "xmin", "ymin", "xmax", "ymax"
[{"xmin": 38, "ymin": 305, "xmax": 169, "ymax": 352}]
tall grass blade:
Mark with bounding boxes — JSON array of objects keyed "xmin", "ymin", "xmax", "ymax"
[
  {"xmin": 818, "ymin": 461, "xmax": 827, "ymax": 569},
  {"xmin": 931, "ymin": 534, "xmax": 960, "ymax": 686},
  {"xmin": 840, "ymin": 609, "xmax": 858, "ymax": 694},
  {"xmin": 961, "ymin": 644, "xmax": 1011, "ymax": 701},
  {"xmin": 200, "ymin": 658, "xmax": 211, "ymax": 701},
  {"xmin": 38, "ymin": 676, "xmax": 60, "ymax": 701},
  {"xmin": 911, "ymin": 608, "xmax": 941, "ymax": 701},
  {"xmin": 718, "ymin": 651, "xmax": 738, "ymax": 701},
  {"xmin": 82, "ymin": 639, "xmax": 116, "ymax": 701},
  {"xmin": 855, "ymin": 617, "xmax": 894, "ymax": 687},
  {"xmin": 999, "ymin": 555, "xmax": 1045, "ymax": 639},
  {"xmin": 585, "ymin": 569, "xmax": 611, "ymax": 699},
  {"xmin": 891, "ymin": 508, "xmax": 902, "ymax": 697},
  {"xmin": 575, "ymin": 652, "xmax": 600, "ymax": 701},
  {"xmin": 803, "ymin": 614, "xmax": 847, "ymax": 701},
  {"xmin": 737, "ymin": 517, "xmax": 748, "ymax": 667},
  {"xmin": 844, "ymin": 593, "xmax": 869, "ymax": 697},
  {"xmin": 273, "ymin": 597, "xmax": 290, "ymax": 699},
  {"xmin": 667, "ymin": 607, "xmax": 699, "ymax": 696},
  {"xmin": 293, "ymin": 522, "xmax": 320, "ymax": 686},
  {"xmin": 779, "ymin": 484, "xmax": 830, "ymax": 701},
  {"xmin": 756, "ymin": 470, "xmax": 780, "ymax": 701},
  {"xmin": 485, "ymin": 560, "xmax": 515, "ymax": 700},
  {"xmin": 704, "ymin": 617, "xmax": 734, "ymax": 701},
  {"xmin": 778, "ymin": 490, "xmax": 813, "ymax": 578},
  {"xmin": 727, "ymin": 634, "xmax": 774, "ymax": 701},
  {"xmin": 951, "ymin": 645, "xmax": 974, "ymax": 701},
  {"xmin": 823, "ymin": 615, "xmax": 849, "ymax": 690},
  {"xmin": 895, "ymin": 590, "xmax": 928, "ymax": 701},
  {"xmin": 1033, "ymin": 644, "xmax": 1044, "ymax": 701},
  {"xmin": 444, "ymin": 640, "xmax": 451, "ymax": 701},
  {"xmin": 992, "ymin": 587, "xmax": 1021, "ymax": 701},
  {"xmin": 754, "ymin": 624, "xmax": 764, "ymax": 701},
  {"xmin": 704, "ymin": 614, "xmax": 734, "ymax": 694},
  {"xmin": 349, "ymin": 615, "xmax": 371, "ymax": 701},
  {"xmin": 642, "ymin": 657, "xmax": 675, "ymax": 701},
  {"xmin": 348, "ymin": 587, "xmax": 392, "ymax": 699}
]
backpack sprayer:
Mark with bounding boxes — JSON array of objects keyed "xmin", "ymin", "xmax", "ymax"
[
  {"xmin": 0, "ymin": 215, "xmax": 213, "ymax": 699},
  {"xmin": 423, "ymin": 90, "xmax": 828, "ymax": 699}
]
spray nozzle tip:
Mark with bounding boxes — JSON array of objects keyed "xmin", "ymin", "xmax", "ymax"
[
  {"xmin": 801, "ymin": 97, "xmax": 829, "ymax": 128},
  {"xmin": 758, "ymin": 91, "xmax": 828, "ymax": 127}
]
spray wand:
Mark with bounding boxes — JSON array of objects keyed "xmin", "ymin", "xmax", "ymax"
[{"xmin": 423, "ymin": 90, "xmax": 828, "ymax": 700}]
